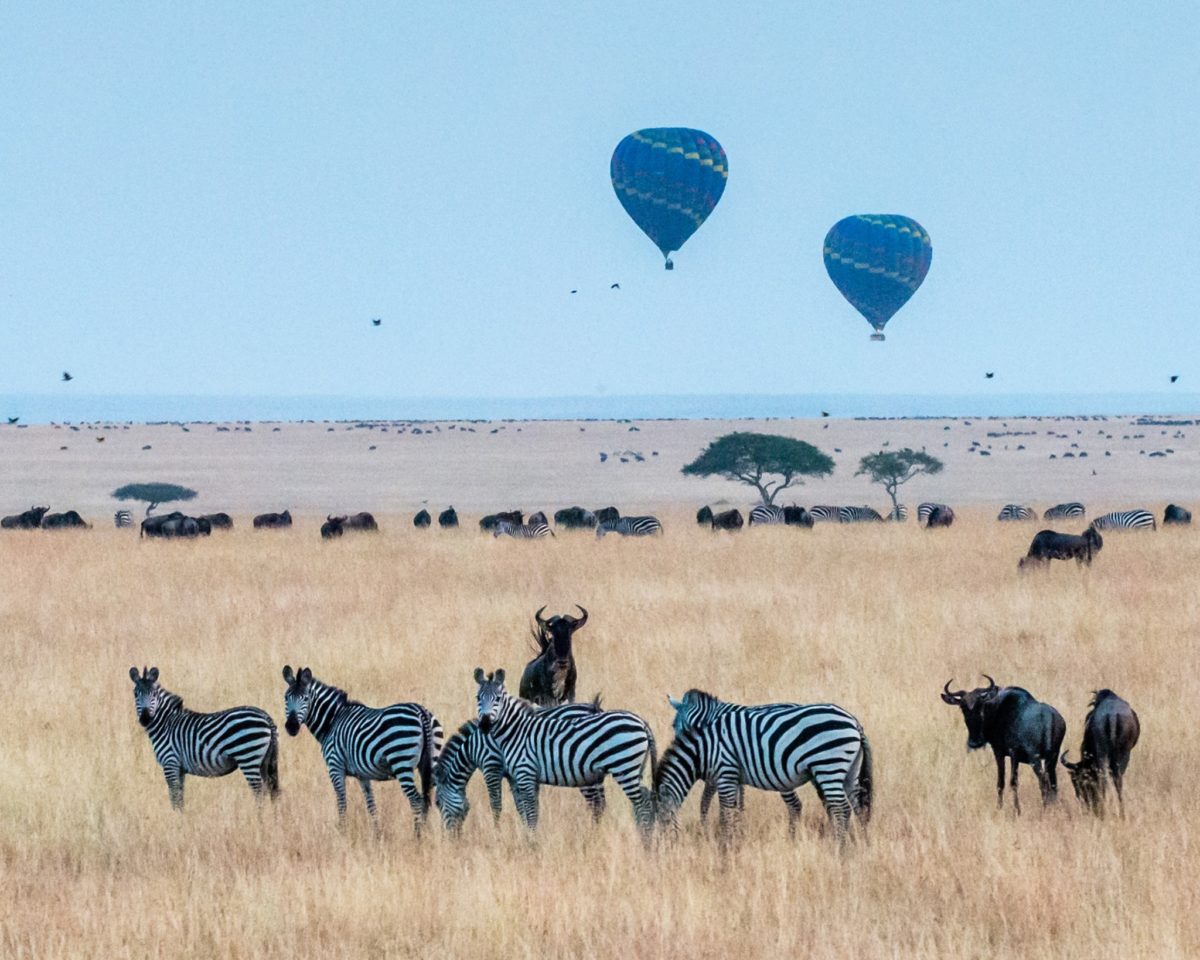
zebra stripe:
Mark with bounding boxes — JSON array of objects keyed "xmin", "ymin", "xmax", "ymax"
[
  {"xmin": 839, "ymin": 506, "xmax": 885, "ymax": 523},
  {"xmin": 1090, "ymin": 509, "xmax": 1156, "ymax": 531},
  {"xmin": 283, "ymin": 667, "xmax": 442, "ymax": 830},
  {"xmin": 889, "ymin": 504, "xmax": 908, "ymax": 522},
  {"xmin": 808, "ymin": 505, "xmax": 841, "ymax": 522},
  {"xmin": 998, "ymin": 504, "xmax": 1036, "ymax": 521},
  {"xmin": 655, "ymin": 701, "xmax": 871, "ymax": 840},
  {"xmin": 595, "ymin": 516, "xmax": 663, "ymax": 538},
  {"xmin": 493, "ymin": 519, "xmax": 552, "ymax": 539},
  {"xmin": 917, "ymin": 502, "xmax": 949, "ymax": 523},
  {"xmin": 114, "ymin": 509, "xmax": 134, "ymax": 528},
  {"xmin": 748, "ymin": 504, "xmax": 785, "ymax": 526},
  {"xmin": 129, "ymin": 667, "xmax": 278, "ymax": 809},
  {"xmin": 473, "ymin": 669, "xmax": 656, "ymax": 832},
  {"xmin": 1043, "ymin": 502, "xmax": 1086, "ymax": 520}
]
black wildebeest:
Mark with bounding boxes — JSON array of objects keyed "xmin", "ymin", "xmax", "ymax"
[
  {"xmin": 782, "ymin": 505, "xmax": 813, "ymax": 527},
  {"xmin": 141, "ymin": 512, "xmax": 201, "ymax": 538},
  {"xmin": 925, "ymin": 504, "xmax": 955, "ymax": 528},
  {"xmin": 199, "ymin": 513, "xmax": 233, "ymax": 531},
  {"xmin": 195, "ymin": 516, "xmax": 212, "ymax": 536},
  {"xmin": 941, "ymin": 675, "xmax": 1066, "ymax": 812},
  {"xmin": 1164, "ymin": 503, "xmax": 1192, "ymax": 526},
  {"xmin": 253, "ymin": 510, "xmax": 292, "ymax": 529},
  {"xmin": 519, "ymin": 605, "xmax": 587, "ymax": 706},
  {"xmin": 593, "ymin": 506, "xmax": 620, "ymax": 526},
  {"xmin": 1060, "ymin": 689, "xmax": 1140, "ymax": 817},
  {"xmin": 41, "ymin": 510, "xmax": 90, "ymax": 529},
  {"xmin": 2, "ymin": 505, "xmax": 49, "ymax": 529},
  {"xmin": 438, "ymin": 506, "xmax": 459, "ymax": 529},
  {"xmin": 479, "ymin": 510, "xmax": 523, "ymax": 532},
  {"xmin": 1018, "ymin": 527, "xmax": 1102, "ymax": 570},
  {"xmin": 554, "ymin": 506, "xmax": 597, "ymax": 530},
  {"xmin": 322, "ymin": 512, "xmax": 378, "ymax": 538},
  {"xmin": 413, "ymin": 509, "xmax": 432, "ymax": 528},
  {"xmin": 320, "ymin": 515, "xmax": 343, "ymax": 539},
  {"xmin": 696, "ymin": 505, "xmax": 714, "ymax": 526},
  {"xmin": 710, "ymin": 508, "xmax": 743, "ymax": 531}
]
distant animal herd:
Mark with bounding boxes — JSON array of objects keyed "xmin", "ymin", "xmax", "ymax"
[{"xmin": 126, "ymin": 604, "xmax": 1140, "ymax": 846}]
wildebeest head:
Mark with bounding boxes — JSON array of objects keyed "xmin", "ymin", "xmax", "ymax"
[
  {"xmin": 1059, "ymin": 751, "xmax": 1103, "ymax": 811},
  {"xmin": 533, "ymin": 605, "xmax": 588, "ymax": 664},
  {"xmin": 129, "ymin": 666, "xmax": 161, "ymax": 727},
  {"xmin": 320, "ymin": 515, "xmax": 345, "ymax": 538},
  {"xmin": 282, "ymin": 665, "xmax": 314, "ymax": 736},
  {"xmin": 474, "ymin": 667, "xmax": 507, "ymax": 733},
  {"xmin": 1083, "ymin": 526, "xmax": 1103, "ymax": 551},
  {"xmin": 941, "ymin": 675, "xmax": 999, "ymax": 749}
]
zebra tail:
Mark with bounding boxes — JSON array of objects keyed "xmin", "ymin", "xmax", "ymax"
[
  {"xmin": 265, "ymin": 724, "xmax": 280, "ymax": 797},
  {"xmin": 852, "ymin": 733, "xmax": 873, "ymax": 828},
  {"xmin": 418, "ymin": 709, "xmax": 442, "ymax": 811},
  {"xmin": 644, "ymin": 722, "xmax": 659, "ymax": 819}
]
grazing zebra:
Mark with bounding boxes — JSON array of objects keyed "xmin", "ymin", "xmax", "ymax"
[
  {"xmin": 748, "ymin": 504, "xmax": 785, "ymax": 525},
  {"xmin": 889, "ymin": 504, "xmax": 908, "ymax": 522},
  {"xmin": 129, "ymin": 666, "xmax": 279, "ymax": 809},
  {"xmin": 997, "ymin": 504, "xmax": 1036, "ymax": 521},
  {"xmin": 1090, "ymin": 509, "xmax": 1156, "ymax": 531},
  {"xmin": 655, "ymin": 700, "xmax": 871, "ymax": 841},
  {"xmin": 282, "ymin": 666, "xmax": 442, "ymax": 831},
  {"xmin": 1043, "ymin": 502, "xmax": 1085, "ymax": 521},
  {"xmin": 493, "ymin": 511, "xmax": 553, "ymax": 539},
  {"xmin": 114, "ymin": 509, "xmax": 133, "ymax": 529},
  {"xmin": 473, "ymin": 668, "xmax": 657, "ymax": 833},
  {"xmin": 434, "ymin": 702, "xmax": 606, "ymax": 832},
  {"xmin": 595, "ymin": 515, "xmax": 662, "ymax": 538},
  {"xmin": 808, "ymin": 505, "xmax": 841, "ymax": 522},
  {"xmin": 839, "ymin": 506, "xmax": 885, "ymax": 523},
  {"xmin": 917, "ymin": 502, "xmax": 949, "ymax": 523}
]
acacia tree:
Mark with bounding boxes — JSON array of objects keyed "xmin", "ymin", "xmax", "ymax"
[
  {"xmin": 855, "ymin": 448, "xmax": 943, "ymax": 518},
  {"xmin": 111, "ymin": 482, "xmax": 198, "ymax": 516},
  {"xmin": 681, "ymin": 432, "xmax": 835, "ymax": 505}
]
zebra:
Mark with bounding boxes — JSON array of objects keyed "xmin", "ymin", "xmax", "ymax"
[
  {"xmin": 748, "ymin": 504, "xmax": 785, "ymax": 525},
  {"xmin": 595, "ymin": 515, "xmax": 662, "ymax": 538},
  {"xmin": 667, "ymin": 690, "xmax": 805, "ymax": 832},
  {"xmin": 839, "ymin": 506, "xmax": 885, "ymax": 523},
  {"xmin": 129, "ymin": 666, "xmax": 279, "ymax": 809},
  {"xmin": 997, "ymin": 504, "xmax": 1036, "ymax": 521},
  {"xmin": 808, "ymin": 505, "xmax": 841, "ymax": 522},
  {"xmin": 282, "ymin": 666, "xmax": 442, "ymax": 831},
  {"xmin": 655, "ymin": 700, "xmax": 872, "ymax": 841},
  {"xmin": 433, "ymin": 701, "xmax": 607, "ymax": 833},
  {"xmin": 472, "ymin": 668, "xmax": 657, "ymax": 833},
  {"xmin": 493, "ymin": 511, "xmax": 553, "ymax": 539},
  {"xmin": 1090, "ymin": 509, "xmax": 1156, "ymax": 531},
  {"xmin": 1043, "ymin": 502, "xmax": 1085, "ymax": 521},
  {"xmin": 114, "ymin": 509, "xmax": 133, "ymax": 528},
  {"xmin": 917, "ymin": 502, "xmax": 949, "ymax": 524},
  {"xmin": 889, "ymin": 504, "xmax": 908, "ymax": 522}
]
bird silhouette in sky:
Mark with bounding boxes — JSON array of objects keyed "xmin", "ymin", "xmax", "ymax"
[
  {"xmin": 96, "ymin": 436, "xmax": 104, "ymax": 443},
  {"xmin": 371, "ymin": 318, "xmax": 382, "ymax": 327},
  {"xmin": 1170, "ymin": 375, "xmax": 1179, "ymax": 383},
  {"xmin": 610, "ymin": 283, "xmax": 620, "ymax": 290},
  {"xmin": 570, "ymin": 289, "xmax": 577, "ymax": 294},
  {"xmin": 62, "ymin": 371, "xmax": 73, "ymax": 382},
  {"xmin": 6, "ymin": 417, "xmax": 17, "ymax": 424},
  {"xmin": 821, "ymin": 410, "xmax": 830, "ymax": 417},
  {"xmin": 985, "ymin": 372, "xmax": 995, "ymax": 379}
]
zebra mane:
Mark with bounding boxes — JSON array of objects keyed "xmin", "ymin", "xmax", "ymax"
[
  {"xmin": 653, "ymin": 729, "xmax": 702, "ymax": 791},
  {"xmin": 310, "ymin": 677, "xmax": 354, "ymax": 709},
  {"xmin": 433, "ymin": 721, "xmax": 480, "ymax": 783},
  {"xmin": 683, "ymin": 688, "xmax": 721, "ymax": 705},
  {"xmin": 158, "ymin": 688, "xmax": 184, "ymax": 713}
]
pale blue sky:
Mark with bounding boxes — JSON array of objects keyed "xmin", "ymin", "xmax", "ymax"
[{"xmin": 2, "ymin": 3, "xmax": 1198, "ymax": 405}]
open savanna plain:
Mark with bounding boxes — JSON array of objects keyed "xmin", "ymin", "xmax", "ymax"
[{"xmin": 2, "ymin": 512, "xmax": 1197, "ymax": 959}]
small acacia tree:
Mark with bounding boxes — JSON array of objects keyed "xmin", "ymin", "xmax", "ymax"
[
  {"xmin": 681, "ymin": 432, "xmax": 835, "ymax": 505},
  {"xmin": 112, "ymin": 482, "xmax": 198, "ymax": 516},
  {"xmin": 855, "ymin": 448, "xmax": 943, "ymax": 518}
]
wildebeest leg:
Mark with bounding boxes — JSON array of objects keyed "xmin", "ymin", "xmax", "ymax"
[
  {"xmin": 1110, "ymin": 758, "xmax": 1126, "ymax": 818},
  {"xmin": 992, "ymin": 747, "xmax": 1006, "ymax": 809},
  {"xmin": 394, "ymin": 767, "xmax": 426, "ymax": 835},
  {"xmin": 1032, "ymin": 759, "xmax": 1050, "ymax": 806},
  {"xmin": 358, "ymin": 778, "xmax": 377, "ymax": 818},
  {"xmin": 781, "ymin": 791, "xmax": 803, "ymax": 837},
  {"xmin": 580, "ymin": 783, "xmax": 606, "ymax": 822},
  {"xmin": 1009, "ymin": 760, "xmax": 1021, "ymax": 815},
  {"xmin": 1045, "ymin": 755, "xmax": 1059, "ymax": 803},
  {"xmin": 164, "ymin": 767, "xmax": 185, "ymax": 810}
]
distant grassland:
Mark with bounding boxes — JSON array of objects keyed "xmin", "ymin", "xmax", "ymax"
[{"xmin": 2, "ymin": 513, "xmax": 1196, "ymax": 959}]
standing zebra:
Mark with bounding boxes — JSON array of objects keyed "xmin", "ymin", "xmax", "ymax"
[
  {"xmin": 655, "ymin": 700, "xmax": 871, "ymax": 841},
  {"xmin": 808, "ymin": 505, "xmax": 841, "ymax": 522},
  {"xmin": 282, "ymin": 666, "xmax": 442, "ymax": 831},
  {"xmin": 434, "ymin": 701, "xmax": 607, "ymax": 833},
  {"xmin": 748, "ymin": 504, "xmax": 785, "ymax": 525},
  {"xmin": 839, "ymin": 506, "xmax": 885, "ymax": 523},
  {"xmin": 129, "ymin": 666, "xmax": 278, "ymax": 809},
  {"xmin": 473, "ymin": 668, "xmax": 657, "ymax": 833},
  {"xmin": 1043, "ymin": 502, "xmax": 1085, "ymax": 520},
  {"xmin": 595, "ymin": 515, "xmax": 662, "ymax": 538},
  {"xmin": 1090, "ymin": 509, "xmax": 1156, "ymax": 531},
  {"xmin": 494, "ymin": 511, "xmax": 553, "ymax": 539},
  {"xmin": 997, "ymin": 504, "xmax": 1036, "ymax": 521},
  {"xmin": 114, "ymin": 509, "xmax": 133, "ymax": 528},
  {"xmin": 917, "ymin": 502, "xmax": 950, "ymax": 524},
  {"xmin": 889, "ymin": 504, "xmax": 908, "ymax": 522}
]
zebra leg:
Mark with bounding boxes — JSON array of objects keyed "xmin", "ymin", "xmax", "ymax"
[
  {"xmin": 358, "ymin": 778, "xmax": 378, "ymax": 818},
  {"xmin": 327, "ymin": 766, "xmax": 348, "ymax": 823},
  {"xmin": 611, "ymin": 768, "xmax": 654, "ymax": 835},
  {"xmin": 580, "ymin": 783, "xmax": 606, "ymax": 822},
  {"xmin": 512, "ymin": 775, "xmax": 539, "ymax": 830},
  {"xmin": 395, "ymin": 767, "xmax": 427, "ymax": 835},
  {"xmin": 699, "ymin": 781, "xmax": 716, "ymax": 823},
  {"xmin": 814, "ymin": 777, "xmax": 852, "ymax": 841},
  {"xmin": 781, "ymin": 791, "xmax": 803, "ymax": 836},
  {"xmin": 163, "ymin": 767, "xmax": 185, "ymax": 810},
  {"xmin": 239, "ymin": 759, "xmax": 266, "ymax": 798},
  {"xmin": 715, "ymin": 776, "xmax": 742, "ymax": 840}
]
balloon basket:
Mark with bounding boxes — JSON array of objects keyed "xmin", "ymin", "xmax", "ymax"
[
  {"xmin": 664, "ymin": 258, "xmax": 674, "ymax": 271},
  {"xmin": 870, "ymin": 332, "xmax": 886, "ymax": 342}
]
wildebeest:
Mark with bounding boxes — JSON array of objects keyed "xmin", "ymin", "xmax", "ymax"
[
  {"xmin": 1018, "ymin": 527, "xmax": 1102, "ymax": 570},
  {"xmin": 1164, "ymin": 503, "xmax": 1192, "ymax": 526},
  {"xmin": 1, "ymin": 505, "xmax": 49, "ymax": 529},
  {"xmin": 782, "ymin": 505, "xmax": 814, "ymax": 527},
  {"xmin": 941, "ymin": 676, "xmax": 1066, "ymax": 812},
  {"xmin": 696, "ymin": 505, "xmax": 714, "ymax": 526},
  {"xmin": 1060, "ymin": 689, "xmax": 1140, "ymax": 817},
  {"xmin": 253, "ymin": 510, "xmax": 292, "ymax": 529},
  {"xmin": 195, "ymin": 516, "xmax": 212, "ymax": 536},
  {"xmin": 413, "ymin": 509, "xmax": 432, "ymax": 528},
  {"xmin": 321, "ymin": 512, "xmax": 379, "ymax": 538},
  {"xmin": 199, "ymin": 513, "xmax": 233, "ymax": 531},
  {"xmin": 41, "ymin": 510, "xmax": 90, "ymax": 529},
  {"xmin": 320, "ymin": 515, "xmax": 343, "ymax": 539},
  {"xmin": 519, "ymin": 605, "xmax": 587, "ymax": 706},
  {"xmin": 710, "ymin": 508, "xmax": 743, "ymax": 531},
  {"xmin": 593, "ymin": 506, "xmax": 620, "ymax": 526},
  {"xmin": 479, "ymin": 510, "xmax": 523, "ymax": 532},
  {"xmin": 438, "ymin": 506, "xmax": 459, "ymax": 528},
  {"xmin": 554, "ymin": 506, "xmax": 597, "ymax": 530},
  {"xmin": 140, "ymin": 512, "xmax": 202, "ymax": 539},
  {"xmin": 924, "ymin": 504, "xmax": 955, "ymax": 528}
]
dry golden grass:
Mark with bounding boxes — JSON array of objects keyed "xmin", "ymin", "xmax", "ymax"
[{"xmin": 2, "ymin": 513, "xmax": 1196, "ymax": 959}]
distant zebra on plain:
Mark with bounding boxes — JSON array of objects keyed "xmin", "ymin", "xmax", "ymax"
[
  {"xmin": 917, "ymin": 503, "xmax": 949, "ymax": 524},
  {"xmin": 998, "ymin": 504, "xmax": 1036, "ymax": 521},
  {"xmin": 748, "ymin": 504, "xmax": 785, "ymax": 525},
  {"xmin": 114, "ymin": 509, "xmax": 134, "ymax": 528},
  {"xmin": 129, "ymin": 667, "xmax": 279, "ymax": 809},
  {"xmin": 494, "ymin": 511, "xmax": 553, "ymax": 539},
  {"xmin": 282, "ymin": 666, "xmax": 442, "ymax": 830},
  {"xmin": 839, "ymin": 506, "xmax": 885, "ymax": 523},
  {"xmin": 808, "ymin": 505, "xmax": 841, "ymax": 522},
  {"xmin": 1090, "ymin": 509, "xmax": 1156, "ymax": 532},
  {"xmin": 1043, "ymin": 502, "xmax": 1085, "ymax": 520},
  {"xmin": 596, "ymin": 516, "xmax": 662, "ymax": 538},
  {"xmin": 889, "ymin": 504, "xmax": 908, "ymax": 522}
]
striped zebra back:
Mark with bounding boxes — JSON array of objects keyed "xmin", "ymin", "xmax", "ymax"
[
  {"xmin": 114, "ymin": 510, "xmax": 133, "ymax": 528},
  {"xmin": 598, "ymin": 516, "xmax": 662, "ymax": 537},
  {"xmin": 1091, "ymin": 509, "xmax": 1155, "ymax": 531},
  {"xmin": 495, "ymin": 520, "xmax": 551, "ymax": 539},
  {"xmin": 809, "ymin": 505, "xmax": 841, "ymax": 522},
  {"xmin": 998, "ymin": 504, "xmax": 1035, "ymax": 521},
  {"xmin": 1043, "ymin": 502, "xmax": 1085, "ymax": 520},
  {"xmin": 748, "ymin": 505, "xmax": 785, "ymax": 526},
  {"xmin": 889, "ymin": 504, "xmax": 908, "ymax": 522},
  {"xmin": 839, "ymin": 506, "xmax": 884, "ymax": 523}
]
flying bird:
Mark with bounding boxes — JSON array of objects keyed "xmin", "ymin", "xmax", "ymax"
[
  {"xmin": 610, "ymin": 283, "xmax": 620, "ymax": 290},
  {"xmin": 821, "ymin": 410, "xmax": 830, "ymax": 417},
  {"xmin": 96, "ymin": 436, "xmax": 104, "ymax": 443},
  {"xmin": 985, "ymin": 372, "xmax": 994, "ymax": 379},
  {"xmin": 6, "ymin": 417, "xmax": 17, "ymax": 424},
  {"xmin": 1170, "ymin": 375, "xmax": 1179, "ymax": 383},
  {"xmin": 61, "ymin": 371, "xmax": 73, "ymax": 382},
  {"xmin": 570, "ymin": 289, "xmax": 577, "ymax": 294},
  {"xmin": 371, "ymin": 318, "xmax": 382, "ymax": 327}
]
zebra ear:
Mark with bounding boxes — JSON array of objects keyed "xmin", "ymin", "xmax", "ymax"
[
  {"xmin": 282, "ymin": 665, "xmax": 295, "ymax": 684},
  {"xmin": 667, "ymin": 695, "xmax": 684, "ymax": 710},
  {"xmin": 473, "ymin": 668, "xmax": 486, "ymax": 684},
  {"xmin": 129, "ymin": 666, "xmax": 140, "ymax": 683},
  {"xmin": 298, "ymin": 667, "xmax": 312, "ymax": 683},
  {"xmin": 494, "ymin": 668, "xmax": 506, "ymax": 685},
  {"xmin": 147, "ymin": 667, "xmax": 159, "ymax": 683}
]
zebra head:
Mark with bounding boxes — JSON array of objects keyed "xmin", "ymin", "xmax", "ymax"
[
  {"xmin": 282, "ymin": 665, "xmax": 314, "ymax": 736},
  {"xmin": 473, "ymin": 668, "xmax": 508, "ymax": 733},
  {"xmin": 129, "ymin": 666, "xmax": 161, "ymax": 727}
]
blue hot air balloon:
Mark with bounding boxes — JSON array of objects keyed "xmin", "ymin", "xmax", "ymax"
[
  {"xmin": 610, "ymin": 128, "xmax": 728, "ymax": 270},
  {"xmin": 823, "ymin": 215, "xmax": 932, "ymax": 340}
]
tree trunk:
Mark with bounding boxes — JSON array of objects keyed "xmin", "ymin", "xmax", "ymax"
[{"xmin": 145, "ymin": 501, "xmax": 158, "ymax": 517}]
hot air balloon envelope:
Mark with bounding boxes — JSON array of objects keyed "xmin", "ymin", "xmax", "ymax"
[
  {"xmin": 611, "ymin": 128, "xmax": 727, "ymax": 269},
  {"xmin": 823, "ymin": 215, "xmax": 932, "ymax": 339}
]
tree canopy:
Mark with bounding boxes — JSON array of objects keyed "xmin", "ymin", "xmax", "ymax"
[
  {"xmin": 681, "ymin": 432, "xmax": 835, "ymax": 505},
  {"xmin": 111, "ymin": 482, "xmax": 198, "ymax": 515},
  {"xmin": 855, "ymin": 448, "xmax": 944, "ymax": 516}
]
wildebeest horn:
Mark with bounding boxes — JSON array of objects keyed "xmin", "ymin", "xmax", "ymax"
[
  {"xmin": 941, "ymin": 680, "xmax": 964, "ymax": 704},
  {"xmin": 570, "ymin": 605, "xmax": 588, "ymax": 629},
  {"xmin": 534, "ymin": 605, "xmax": 549, "ymax": 627},
  {"xmin": 1060, "ymin": 751, "xmax": 1079, "ymax": 770},
  {"xmin": 982, "ymin": 674, "xmax": 998, "ymax": 693}
]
